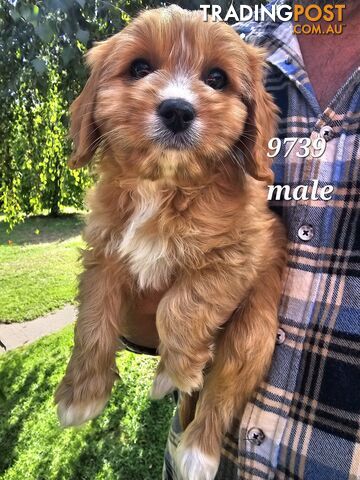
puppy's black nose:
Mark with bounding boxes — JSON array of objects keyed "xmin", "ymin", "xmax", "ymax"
[{"xmin": 158, "ymin": 99, "xmax": 195, "ymax": 133}]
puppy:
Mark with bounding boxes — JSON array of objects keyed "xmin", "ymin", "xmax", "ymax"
[{"xmin": 55, "ymin": 6, "xmax": 287, "ymax": 480}]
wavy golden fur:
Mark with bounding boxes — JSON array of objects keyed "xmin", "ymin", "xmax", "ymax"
[{"xmin": 55, "ymin": 6, "xmax": 287, "ymax": 479}]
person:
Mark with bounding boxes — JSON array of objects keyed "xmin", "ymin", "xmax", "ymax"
[{"xmin": 121, "ymin": 0, "xmax": 360, "ymax": 478}]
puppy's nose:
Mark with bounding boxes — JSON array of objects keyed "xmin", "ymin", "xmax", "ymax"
[{"xmin": 158, "ymin": 99, "xmax": 195, "ymax": 133}]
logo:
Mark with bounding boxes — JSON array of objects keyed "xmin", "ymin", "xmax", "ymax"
[
  {"xmin": 292, "ymin": 4, "xmax": 345, "ymax": 35},
  {"xmin": 199, "ymin": 3, "xmax": 346, "ymax": 35}
]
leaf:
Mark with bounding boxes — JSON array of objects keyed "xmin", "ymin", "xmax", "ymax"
[
  {"xmin": 31, "ymin": 58, "xmax": 47, "ymax": 75},
  {"xmin": 9, "ymin": 8, "xmax": 21, "ymax": 22},
  {"xmin": 19, "ymin": 5, "xmax": 32, "ymax": 21},
  {"xmin": 61, "ymin": 46, "xmax": 75, "ymax": 65},
  {"xmin": 62, "ymin": 19, "xmax": 74, "ymax": 36},
  {"xmin": 35, "ymin": 23, "xmax": 54, "ymax": 43},
  {"xmin": 76, "ymin": 29, "xmax": 89, "ymax": 44},
  {"xmin": 47, "ymin": 0, "xmax": 63, "ymax": 11},
  {"xmin": 33, "ymin": 5, "xmax": 40, "ymax": 16}
]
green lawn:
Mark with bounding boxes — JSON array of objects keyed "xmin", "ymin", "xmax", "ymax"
[
  {"xmin": 0, "ymin": 214, "xmax": 84, "ymax": 323},
  {"xmin": 0, "ymin": 325, "xmax": 175, "ymax": 480}
]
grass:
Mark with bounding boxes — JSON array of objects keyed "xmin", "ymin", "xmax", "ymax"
[
  {"xmin": 0, "ymin": 326, "xmax": 175, "ymax": 480},
  {"xmin": 0, "ymin": 214, "xmax": 85, "ymax": 323}
]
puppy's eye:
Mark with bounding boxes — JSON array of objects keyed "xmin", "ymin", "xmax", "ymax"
[
  {"xmin": 204, "ymin": 68, "xmax": 227, "ymax": 90},
  {"xmin": 130, "ymin": 59, "xmax": 153, "ymax": 79}
]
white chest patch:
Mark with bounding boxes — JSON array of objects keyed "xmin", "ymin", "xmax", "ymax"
[{"xmin": 118, "ymin": 187, "xmax": 173, "ymax": 290}]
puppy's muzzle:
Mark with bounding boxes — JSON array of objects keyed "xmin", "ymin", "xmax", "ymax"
[{"xmin": 158, "ymin": 98, "xmax": 196, "ymax": 133}]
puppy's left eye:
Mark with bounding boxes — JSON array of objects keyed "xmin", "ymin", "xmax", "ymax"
[
  {"xmin": 204, "ymin": 69, "xmax": 227, "ymax": 90},
  {"xmin": 130, "ymin": 59, "xmax": 153, "ymax": 79}
]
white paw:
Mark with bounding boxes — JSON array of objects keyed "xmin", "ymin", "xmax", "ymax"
[
  {"xmin": 150, "ymin": 370, "xmax": 175, "ymax": 400},
  {"xmin": 57, "ymin": 396, "xmax": 108, "ymax": 427},
  {"xmin": 176, "ymin": 444, "xmax": 219, "ymax": 480}
]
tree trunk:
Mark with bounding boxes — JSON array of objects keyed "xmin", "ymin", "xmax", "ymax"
[{"xmin": 50, "ymin": 160, "xmax": 62, "ymax": 217}]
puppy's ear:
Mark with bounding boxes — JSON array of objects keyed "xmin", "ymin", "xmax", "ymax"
[
  {"xmin": 68, "ymin": 41, "xmax": 109, "ymax": 169},
  {"xmin": 238, "ymin": 47, "xmax": 278, "ymax": 184}
]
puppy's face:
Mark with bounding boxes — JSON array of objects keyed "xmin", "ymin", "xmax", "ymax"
[{"xmin": 70, "ymin": 6, "xmax": 277, "ymax": 183}]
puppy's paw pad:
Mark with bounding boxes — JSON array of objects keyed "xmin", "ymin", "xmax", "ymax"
[
  {"xmin": 150, "ymin": 371, "xmax": 175, "ymax": 400},
  {"xmin": 176, "ymin": 444, "xmax": 219, "ymax": 480},
  {"xmin": 57, "ymin": 396, "xmax": 108, "ymax": 427}
]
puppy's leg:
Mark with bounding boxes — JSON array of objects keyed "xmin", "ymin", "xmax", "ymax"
[
  {"xmin": 150, "ymin": 359, "xmax": 177, "ymax": 400},
  {"xmin": 152, "ymin": 271, "xmax": 246, "ymax": 398},
  {"xmin": 178, "ymin": 392, "xmax": 199, "ymax": 430},
  {"xmin": 55, "ymin": 253, "xmax": 124, "ymax": 427},
  {"xmin": 176, "ymin": 271, "xmax": 280, "ymax": 480}
]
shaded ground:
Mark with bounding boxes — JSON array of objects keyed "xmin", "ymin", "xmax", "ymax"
[
  {"xmin": 0, "ymin": 213, "xmax": 85, "ymax": 246},
  {"xmin": 0, "ymin": 326, "xmax": 175, "ymax": 480}
]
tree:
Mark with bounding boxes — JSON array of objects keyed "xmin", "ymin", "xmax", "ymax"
[{"xmin": 0, "ymin": 0, "xmax": 148, "ymax": 228}]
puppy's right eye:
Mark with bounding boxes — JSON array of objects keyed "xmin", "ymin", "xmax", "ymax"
[{"xmin": 130, "ymin": 59, "xmax": 153, "ymax": 79}]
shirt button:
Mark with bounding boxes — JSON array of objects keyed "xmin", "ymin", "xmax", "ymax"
[
  {"xmin": 298, "ymin": 224, "xmax": 314, "ymax": 241},
  {"xmin": 276, "ymin": 328, "xmax": 286, "ymax": 345},
  {"xmin": 247, "ymin": 427, "xmax": 265, "ymax": 446},
  {"xmin": 320, "ymin": 125, "xmax": 333, "ymax": 141}
]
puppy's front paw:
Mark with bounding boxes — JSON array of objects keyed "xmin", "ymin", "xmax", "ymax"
[
  {"xmin": 55, "ymin": 374, "xmax": 113, "ymax": 427},
  {"xmin": 150, "ymin": 370, "xmax": 176, "ymax": 400},
  {"xmin": 176, "ymin": 441, "xmax": 219, "ymax": 480},
  {"xmin": 57, "ymin": 396, "xmax": 109, "ymax": 427}
]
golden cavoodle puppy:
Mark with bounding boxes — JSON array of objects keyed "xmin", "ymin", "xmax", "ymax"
[{"xmin": 55, "ymin": 6, "xmax": 287, "ymax": 479}]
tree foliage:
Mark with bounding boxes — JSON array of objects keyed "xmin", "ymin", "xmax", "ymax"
[{"xmin": 0, "ymin": 0, "xmax": 146, "ymax": 227}]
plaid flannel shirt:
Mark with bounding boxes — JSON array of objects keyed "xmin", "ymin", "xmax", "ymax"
[{"xmin": 163, "ymin": 2, "xmax": 360, "ymax": 479}]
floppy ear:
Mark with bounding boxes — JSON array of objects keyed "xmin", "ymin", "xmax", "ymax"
[
  {"xmin": 68, "ymin": 41, "xmax": 109, "ymax": 169},
  {"xmin": 238, "ymin": 47, "xmax": 279, "ymax": 184}
]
